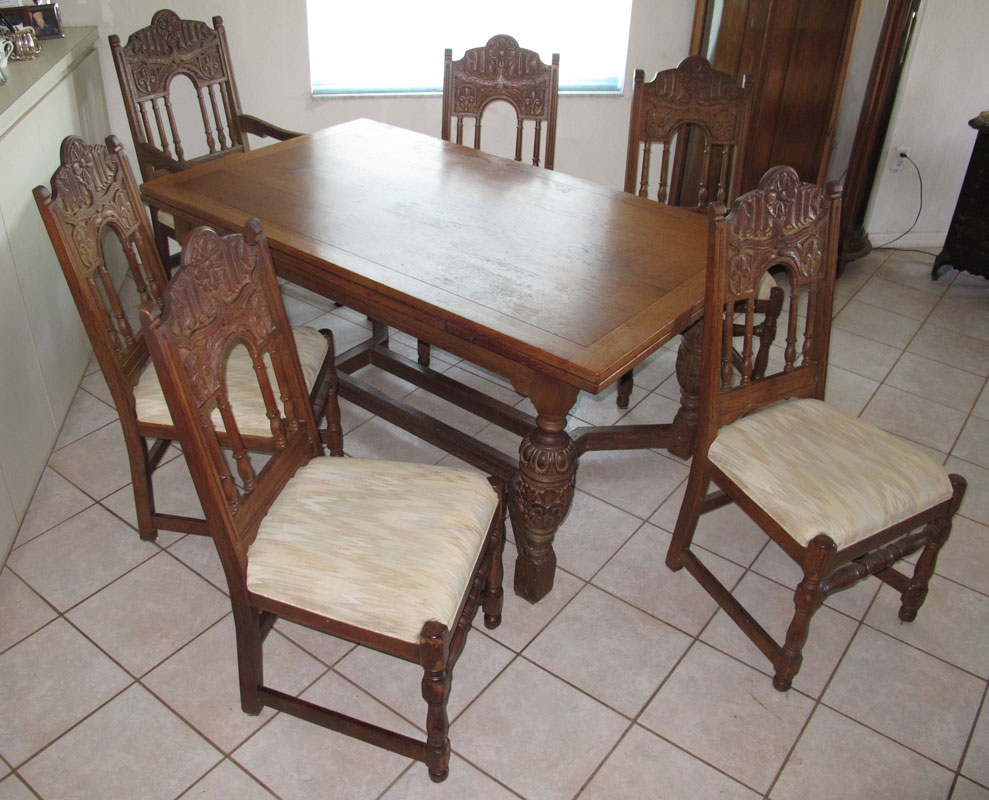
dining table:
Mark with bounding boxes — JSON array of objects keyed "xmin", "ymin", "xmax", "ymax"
[{"xmin": 141, "ymin": 118, "xmax": 709, "ymax": 602}]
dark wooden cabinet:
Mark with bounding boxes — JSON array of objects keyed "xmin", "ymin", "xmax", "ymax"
[
  {"xmin": 932, "ymin": 115, "xmax": 989, "ymax": 281},
  {"xmin": 689, "ymin": 0, "xmax": 861, "ymax": 193}
]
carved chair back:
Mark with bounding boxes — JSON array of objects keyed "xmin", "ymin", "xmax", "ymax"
[
  {"xmin": 441, "ymin": 34, "xmax": 559, "ymax": 169},
  {"xmin": 33, "ymin": 135, "xmax": 167, "ymax": 416},
  {"xmin": 697, "ymin": 166, "xmax": 842, "ymax": 451},
  {"xmin": 141, "ymin": 221, "xmax": 322, "ymax": 592},
  {"xmin": 110, "ymin": 9, "xmax": 249, "ymax": 182},
  {"xmin": 625, "ymin": 56, "xmax": 753, "ymax": 208}
]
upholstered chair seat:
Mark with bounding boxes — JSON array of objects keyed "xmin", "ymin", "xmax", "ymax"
[
  {"xmin": 135, "ymin": 327, "xmax": 328, "ymax": 436},
  {"xmin": 248, "ymin": 458, "xmax": 500, "ymax": 642},
  {"xmin": 709, "ymin": 398, "xmax": 954, "ymax": 550}
]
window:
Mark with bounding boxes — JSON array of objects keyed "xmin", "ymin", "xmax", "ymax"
[{"xmin": 306, "ymin": 1, "xmax": 634, "ymax": 95}]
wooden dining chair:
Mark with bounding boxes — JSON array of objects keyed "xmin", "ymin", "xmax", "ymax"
[
  {"xmin": 33, "ymin": 135, "xmax": 337, "ymax": 543},
  {"xmin": 140, "ymin": 219, "xmax": 505, "ymax": 782},
  {"xmin": 419, "ymin": 35, "xmax": 561, "ymax": 369},
  {"xmin": 666, "ymin": 166, "xmax": 967, "ymax": 691},
  {"xmin": 618, "ymin": 55, "xmax": 779, "ymax": 408},
  {"xmin": 109, "ymin": 9, "xmax": 300, "ymax": 268}
]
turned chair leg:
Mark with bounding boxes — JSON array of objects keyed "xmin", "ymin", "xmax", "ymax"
[
  {"xmin": 481, "ymin": 502, "xmax": 505, "ymax": 629},
  {"xmin": 419, "ymin": 622, "xmax": 451, "ymax": 782},
  {"xmin": 900, "ymin": 475, "xmax": 966, "ymax": 621},
  {"xmin": 774, "ymin": 534, "xmax": 835, "ymax": 691}
]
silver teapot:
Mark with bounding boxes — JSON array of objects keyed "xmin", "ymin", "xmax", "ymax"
[{"xmin": 9, "ymin": 28, "xmax": 41, "ymax": 60}]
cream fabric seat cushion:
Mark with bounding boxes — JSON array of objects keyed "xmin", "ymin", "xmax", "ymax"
[
  {"xmin": 135, "ymin": 326, "xmax": 327, "ymax": 436},
  {"xmin": 247, "ymin": 457, "xmax": 499, "ymax": 643},
  {"xmin": 709, "ymin": 398, "xmax": 953, "ymax": 550}
]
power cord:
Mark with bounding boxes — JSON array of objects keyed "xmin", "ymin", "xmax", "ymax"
[{"xmin": 873, "ymin": 152, "xmax": 927, "ymax": 254}]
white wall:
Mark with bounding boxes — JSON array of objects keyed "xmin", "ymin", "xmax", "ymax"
[
  {"xmin": 866, "ymin": 0, "xmax": 989, "ymax": 246},
  {"xmin": 61, "ymin": 0, "xmax": 696, "ymax": 190},
  {"xmin": 59, "ymin": 0, "xmax": 989, "ymax": 246}
]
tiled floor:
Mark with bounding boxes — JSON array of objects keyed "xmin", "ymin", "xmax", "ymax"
[{"xmin": 1, "ymin": 249, "xmax": 987, "ymax": 800}]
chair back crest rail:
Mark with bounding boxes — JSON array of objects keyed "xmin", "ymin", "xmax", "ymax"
[
  {"xmin": 142, "ymin": 222, "xmax": 321, "ymax": 574},
  {"xmin": 33, "ymin": 135, "xmax": 167, "ymax": 402},
  {"xmin": 625, "ymin": 55, "xmax": 752, "ymax": 207},
  {"xmin": 441, "ymin": 34, "xmax": 559, "ymax": 169},
  {"xmin": 700, "ymin": 166, "xmax": 842, "ymax": 438},
  {"xmin": 110, "ymin": 9, "xmax": 247, "ymax": 180}
]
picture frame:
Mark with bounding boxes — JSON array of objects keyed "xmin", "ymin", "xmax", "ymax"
[{"xmin": 0, "ymin": 3, "xmax": 64, "ymax": 39}]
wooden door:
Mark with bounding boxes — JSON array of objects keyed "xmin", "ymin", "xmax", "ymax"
[{"xmin": 690, "ymin": 0, "xmax": 862, "ymax": 192}]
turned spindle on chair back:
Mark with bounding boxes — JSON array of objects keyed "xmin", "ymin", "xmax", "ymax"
[
  {"xmin": 110, "ymin": 9, "xmax": 249, "ymax": 182},
  {"xmin": 441, "ymin": 34, "xmax": 559, "ymax": 169},
  {"xmin": 625, "ymin": 56, "xmax": 752, "ymax": 208},
  {"xmin": 699, "ymin": 165, "xmax": 842, "ymax": 445}
]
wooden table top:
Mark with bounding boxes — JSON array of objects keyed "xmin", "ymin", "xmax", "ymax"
[{"xmin": 142, "ymin": 118, "xmax": 708, "ymax": 393}]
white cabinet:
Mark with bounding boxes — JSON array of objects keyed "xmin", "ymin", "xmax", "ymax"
[{"xmin": 0, "ymin": 28, "xmax": 110, "ymax": 559}]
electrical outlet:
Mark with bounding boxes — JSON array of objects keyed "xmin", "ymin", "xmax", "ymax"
[{"xmin": 890, "ymin": 145, "xmax": 911, "ymax": 172}]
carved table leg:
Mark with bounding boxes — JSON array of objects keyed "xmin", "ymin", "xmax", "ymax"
[
  {"xmin": 668, "ymin": 319, "xmax": 703, "ymax": 460},
  {"xmin": 510, "ymin": 375, "xmax": 579, "ymax": 603}
]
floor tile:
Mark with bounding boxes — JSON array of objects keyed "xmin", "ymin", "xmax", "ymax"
[
  {"xmin": 178, "ymin": 759, "xmax": 277, "ymax": 800},
  {"xmin": 480, "ymin": 549, "xmax": 583, "ymax": 652},
  {"xmin": 100, "ymin": 453, "xmax": 203, "ymax": 531},
  {"xmin": 855, "ymin": 275, "xmax": 942, "ymax": 320},
  {"xmin": 280, "ymin": 282, "xmax": 340, "ymax": 313},
  {"xmin": 11, "ymin": 467, "xmax": 92, "ymax": 549},
  {"xmin": 453, "ymin": 658, "xmax": 627, "ymax": 800},
  {"xmin": 552, "ymin": 489, "xmax": 643, "ymax": 580},
  {"xmin": 576, "ymin": 448, "xmax": 689, "ymax": 519},
  {"xmin": 628, "ymin": 346, "xmax": 679, "ymax": 391},
  {"xmin": 144, "ymin": 615, "xmax": 327, "ymax": 752},
  {"xmin": 886, "ymin": 352, "xmax": 985, "ymax": 413},
  {"xmin": 771, "ymin": 705, "xmax": 954, "ymax": 800},
  {"xmin": 865, "ymin": 579, "xmax": 989, "ymax": 678},
  {"xmin": 337, "ymin": 628, "xmax": 513, "ymax": 726},
  {"xmin": 281, "ymin": 295, "xmax": 323, "ymax": 326},
  {"xmin": 822, "ymin": 626, "xmax": 983, "ymax": 766},
  {"xmin": 0, "ymin": 569, "xmax": 55, "ymax": 653},
  {"xmin": 67, "ymin": 552, "xmax": 229, "ymax": 677},
  {"xmin": 953, "ymin": 778, "xmax": 989, "ymax": 800},
  {"xmin": 963, "ymin": 701, "xmax": 989, "ymax": 787},
  {"xmin": 908, "ymin": 323, "xmax": 989, "ymax": 376},
  {"xmin": 649, "ymin": 482, "xmax": 768, "ymax": 568},
  {"xmin": 936, "ymin": 516, "xmax": 989, "ymax": 595},
  {"xmin": 232, "ymin": 671, "xmax": 415, "ymax": 800},
  {"xmin": 272, "ymin": 619, "xmax": 355, "ymax": 667},
  {"xmin": 47, "ymin": 422, "xmax": 133, "ymax": 500},
  {"xmin": 832, "ymin": 300, "xmax": 922, "ymax": 348},
  {"xmin": 79, "ymin": 367, "xmax": 114, "ymax": 406},
  {"xmin": 954, "ymin": 415, "xmax": 989, "ymax": 469},
  {"xmin": 700, "ymin": 571, "xmax": 859, "ymax": 697},
  {"xmin": 824, "ymin": 364, "xmax": 881, "ymax": 416},
  {"xmin": 166, "ymin": 533, "xmax": 228, "ymax": 593},
  {"xmin": 927, "ymin": 295, "xmax": 989, "ymax": 343},
  {"xmin": 948, "ymin": 457, "xmax": 989, "ymax": 527},
  {"xmin": 19, "ymin": 684, "xmax": 220, "ymax": 800},
  {"xmin": 380, "ymin": 754, "xmax": 518, "ymax": 799},
  {"xmin": 860, "ymin": 385, "xmax": 967, "ymax": 452},
  {"xmin": 640, "ymin": 641, "xmax": 815, "ymax": 793},
  {"xmin": 524, "ymin": 584, "xmax": 691, "ymax": 716},
  {"xmin": 973, "ymin": 381, "xmax": 989, "ymax": 420},
  {"xmin": 593, "ymin": 523, "xmax": 745, "ymax": 635},
  {"xmin": 343, "ymin": 416, "xmax": 448, "ymax": 464},
  {"xmin": 581, "ymin": 724, "xmax": 760, "ymax": 799},
  {"xmin": 6, "ymin": 505, "xmax": 155, "ymax": 611},
  {"xmin": 0, "ymin": 775, "xmax": 36, "ymax": 800},
  {"xmin": 53, "ymin": 391, "xmax": 117, "ymax": 451},
  {"xmin": 613, "ymin": 389, "xmax": 685, "ymax": 430},
  {"xmin": 0, "ymin": 618, "xmax": 131, "ymax": 766},
  {"xmin": 819, "ymin": 327, "xmax": 902, "ymax": 381},
  {"xmin": 877, "ymin": 252, "xmax": 953, "ymax": 296}
]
